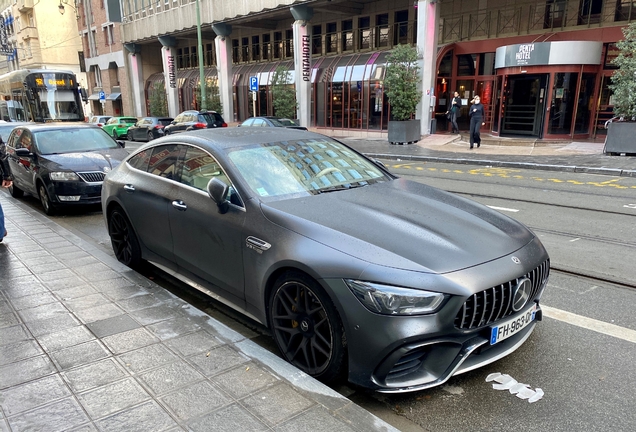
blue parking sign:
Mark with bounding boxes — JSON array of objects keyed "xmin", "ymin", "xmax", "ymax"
[
  {"xmin": 98, "ymin": 91, "xmax": 106, "ymax": 101},
  {"xmin": 249, "ymin": 76, "xmax": 258, "ymax": 92}
]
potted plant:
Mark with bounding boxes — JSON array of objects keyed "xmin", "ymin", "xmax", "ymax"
[
  {"xmin": 384, "ymin": 44, "xmax": 422, "ymax": 144},
  {"xmin": 606, "ymin": 22, "xmax": 636, "ymax": 155}
]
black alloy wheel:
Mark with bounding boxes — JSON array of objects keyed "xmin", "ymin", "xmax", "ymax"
[
  {"xmin": 147, "ymin": 131, "xmax": 154, "ymax": 141},
  {"xmin": 9, "ymin": 183, "xmax": 23, "ymax": 198},
  {"xmin": 108, "ymin": 208, "xmax": 142, "ymax": 268},
  {"xmin": 269, "ymin": 271, "xmax": 346, "ymax": 383},
  {"xmin": 38, "ymin": 183, "xmax": 55, "ymax": 215}
]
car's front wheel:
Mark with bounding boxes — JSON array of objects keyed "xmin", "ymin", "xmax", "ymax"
[
  {"xmin": 147, "ymin": 131, "xmax": 154, "ymax": 141},
  {"xmin": 9, "ymin": 183, "xmax": 24, "ymax": 198},
  {"xmin": 112, "ymin": 130, "xmax": 119, "ymax": 140},
  {"xmin": 38, "ymin": 183, "xmax": 55, "ymax": 215},
  {"xmin": 108, "ymin": 207, "xmax": 142, "ymax": 268},
  {"xmin": 269, "ymin": 271, "xmax": 347, "ymax": 383}
]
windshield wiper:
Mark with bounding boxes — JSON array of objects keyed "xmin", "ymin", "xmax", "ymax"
[{"xmin": 315, "ymin": 183, "xmax": 367, "ymax": 194}]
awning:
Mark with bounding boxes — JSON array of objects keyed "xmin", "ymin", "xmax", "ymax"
[
  {"xmin": 88, "ymin": 93, "xmax": 101, "ymax": 100},
  {"xmin": 106, "ymin": 93, "xmax": 121, "ymax": 100}
]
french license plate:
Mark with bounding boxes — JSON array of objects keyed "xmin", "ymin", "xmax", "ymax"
[{"xmin": 490, "ymin": 304, "xmax": 537, "ymax": 345}]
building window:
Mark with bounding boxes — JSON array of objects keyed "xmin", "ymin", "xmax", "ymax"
[
  {"xmin": 326, "ymin": 22, "xmax": 337, "ymax": 53},
  {"xmin": 342, "ymin": 20, "xmax": 353, "ymax": 52},
  {"xmin": 232, "ymin": 39, "xmax": 239, "ymax": 63},
  {"xmin": 273, "ymin": 32, "xmax": 282, "ymax": 59},
  {"xmin": 241, "ymin": 37, "xmax": 249, "ymax": 62},
  {"xmin": 457, "ymin": 54, "xmax": 477, "ymax": 76},
  {"xmin": 393, "ymin": 10, "xmax": 409, "ymax": 46},
  {"xmin": 104, "ymin": 25, "xmax": 115, "ymax": 46},
  {"xmin": 262, "ymin": 34, "xmax": 270, "ymax": 60},
  {"xmin": 358, "ymin": 17, "xmax": 370, "ymax": 50},
  {"xmin": 375, "ymin": 14, "xmax": 389, "ymax": 48},
  {"xmin": 26, "ymin": 40, "xmax": 31, "ymax": 57},
  {"xmin": 252, "ymin": 35, "xmax": 260, "ymax": 61},
  {"xmin": 285, "ymin": 29, "xmax": 293, "ymax": 57},
  {"xmin": 312, "ymin": 25, "xmax": 321, "ymax": 55},
  {"xmin": 15, "ymin": 16, "xmax": 20, "ymax": 32},
  {"xmin": 478, "ymin": 53, "xmax": 495, "ymax": 76},
  {"xmin": 27, "ymin": 13, "xmax": 34, "ymax": 27}
]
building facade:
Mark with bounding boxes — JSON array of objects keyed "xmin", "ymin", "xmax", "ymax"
[
  {"xmin": 76, "ymin": 0, "xmax": 129, "ymax": 117},
  {"xmin": 117, "ymin": 0, "xmax": 635, "ymax": 139},
  {"xmin": 0, "ymin": 0, "xmax": 88, "ymax": 97}
]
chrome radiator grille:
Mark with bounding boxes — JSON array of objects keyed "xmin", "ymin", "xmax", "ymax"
[
  {"xmin": 77, "ymin": 171, "xmax": 106, "ymax": 183},
  {"xmin": 454, "ymin": 259, "xmax": 550, "ymax": 330}
]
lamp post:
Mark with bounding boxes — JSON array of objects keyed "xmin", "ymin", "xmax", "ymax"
[{"xmin": 196, "ymin": 0, "xmax": 206, "ymax": 110}]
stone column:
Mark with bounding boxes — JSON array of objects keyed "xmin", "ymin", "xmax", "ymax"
[
  {"xmin": 416, "ymin": 1, "xmax": 440, "ymax": 135},
  {"xmin": 212, "ymin": 23, "xmax": 234, "ymax": 123},
  {"xmin": 291, "ymin": 5, "xmax": 313, "ymax": 127},
  {"xmin": 124, "ymin": 43, "xmax": 146, "ymax": 117},
  {"xmin": 159, "ymin": 36, "xmax": 179, "ymax": 118}
]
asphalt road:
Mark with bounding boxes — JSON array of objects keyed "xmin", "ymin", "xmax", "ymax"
[{"xmin": 6, "ymin": 149, "xmax": 636, "ymax": 431}]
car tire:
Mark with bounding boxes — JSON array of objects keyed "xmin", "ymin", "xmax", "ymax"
[
  {"xmin": 129, "ymin": 132, "xmax": 135, "ymax": 142},
  {"xmin": 38, "ymin": 183, "xmax": 56, "ymax": 216},
  {"xmin": 147, "ymin": 131, "xmax": 154, "ymax": 141},
  {"xmin": 268, "ymin": 271, "xmax": 347, "ymax": 384},
  {"xmin": 108, "ymin": 207, "xmax": 143, "ymax": 269},
  {"xmin": 9, "ymin": 183, "xmax": 24, "ymax": 198},
  {"xmin": 112, "ymin": 130, "xmax": 118, "ymax": 140}
]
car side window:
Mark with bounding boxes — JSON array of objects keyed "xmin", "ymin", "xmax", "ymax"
[
  {"xmin": 128, "ymin": 148, "xmax": 152, "ymax": 171},
  {"xmin": 174, "ymin": 114, "xmax": 183, "ymax": 123},
  {"xmin": 252, "ymin": 119, "xmax": 266, "ymax": 127},
  {"xmin": 242, "ymin": 119, "xmax": 254, "ymax": 127},
  {"xmin": 15, "ymin": 130, "xmax": 33, "ymax": 151},
  {"xmin": 147, "ymin": 144, "xmax": 182, "ymax": 180},
  {"xmin": 106, "ymin": 117, "xmax": 117, "ymax": 125},
  {"xmin": 179, "ymin": 146, "xmax": 243, "ymax": 206}
]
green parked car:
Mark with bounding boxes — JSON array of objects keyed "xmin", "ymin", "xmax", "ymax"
[{"xmin": 101, "ymin": 117, "xmax": 138, "ymax": 140}]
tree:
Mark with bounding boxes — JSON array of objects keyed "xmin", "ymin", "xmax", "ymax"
[
  {"xmin": 148, "ymin": 82, "xmax": 168, "ymax": 117},
  {"xmin": 195, "ymin": 80, "xmax": 223, "ymax": 113},
  {"xmin": 271, "ymin": 65, "xmax": 297, "ymax": 119},
  {"xmin": 384, "ymin": 44, "xmax": 422, "ymax": 121},
  {"xmin": 609, "ymin": 22, "xmax": 636, "ymax": 119}
]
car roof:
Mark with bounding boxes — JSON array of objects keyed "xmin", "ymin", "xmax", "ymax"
[
  {"xmin": 154, "ymin": 127, "xmax": 329, "ymax": 151},
  {"xmin": 12, "ymin": 123, "xmax": 101, "ymax": 132}
]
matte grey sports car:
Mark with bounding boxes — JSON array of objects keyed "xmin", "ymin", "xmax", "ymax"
[{"xmin": 102, "ymin": 128, "xmax": 550, "ymax": 393}]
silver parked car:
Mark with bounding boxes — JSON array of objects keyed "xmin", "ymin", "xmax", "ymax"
[{"xmin": 102, "ymin": 128, "xmax": 549, "ymax": 392}]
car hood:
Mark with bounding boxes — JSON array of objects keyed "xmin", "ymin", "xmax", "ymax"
[
  {"xmin": 261, "ymin": 179, "xmax": 535, "ymax": 274},
  {"xmin": 41, "ymin": 148, "xmax": 128, "ymax": 172}
]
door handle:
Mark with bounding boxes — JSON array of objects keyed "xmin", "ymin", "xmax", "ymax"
[
  {"xmin": 123, "ymin": 184, "xmax": 135, "ymax": 192},
  {"xmin": 172, "ymin": 200, "xmax": 187, "ymax": 211}
]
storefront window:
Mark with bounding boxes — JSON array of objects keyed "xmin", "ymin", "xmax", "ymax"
[
  {"xmin": 548, "ymin": 72, "xmax": 578, "ymax": 135},
  {"xmin": 439, "ymin": 51, "xmax": 452, "ymax": 77},
  {"xmin": 478, "ymin": 53, "xmax": 495, "ymax": 76},
  {"xmin": 457, "ymin": 54, "xmax": 476, "ymax": 76}
]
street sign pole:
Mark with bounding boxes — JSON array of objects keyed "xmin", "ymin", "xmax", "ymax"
[
  {"xmin": 252, "ymin": 91, "xmax": 257, "ymax": 118},
  {"xmin": 249, "ymin": 76, "xmax": 258, "ymax": 117}
]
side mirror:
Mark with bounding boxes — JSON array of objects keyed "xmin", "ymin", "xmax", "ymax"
[
  {"xmin": 117, "ymin": 140, "xmax": 126, "ymax": 148},
  {"xmin": 207, "ymin": 177, "xmax": 230, "ymax": 214},
  {"xmin": 15, "ymin": 148, "xmax": 31, "ymax": 157}
]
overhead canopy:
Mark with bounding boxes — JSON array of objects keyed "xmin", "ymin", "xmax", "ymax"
[
  {"xmin": 106, "ymin": 93, "xmax": 121, "ymax": 100},
  {"xmin": 88, "ymin": 93, "xmax": 101, "ymax": 100}
]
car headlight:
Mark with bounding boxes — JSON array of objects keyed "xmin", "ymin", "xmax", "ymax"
[
  {"xmin": 50, "ymin": 171, "xmax": 80, "ymax": 181},
  {"xmin": 345, "ymin": 280, "xmax": 445, "ymax": 315}
]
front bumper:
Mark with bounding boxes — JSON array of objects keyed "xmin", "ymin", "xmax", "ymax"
[{"xmin": 48, "ymin": 180, "xmax": 103, "ymax": 205}]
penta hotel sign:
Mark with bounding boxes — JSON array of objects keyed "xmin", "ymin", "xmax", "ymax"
[{"xmin": 495, "ymin": 41, "xmax": 602, "ymax": 69}]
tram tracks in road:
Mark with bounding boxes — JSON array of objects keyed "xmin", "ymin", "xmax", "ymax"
[{"xmin": 550, "ymin": 267, "xmax": 636, "ymax": 291}]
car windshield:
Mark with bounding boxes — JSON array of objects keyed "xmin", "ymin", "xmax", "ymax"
[
  {"xmin": 35, "ymin": 128, "xmax": 120, "ymax": 155},
  {"xmin": 228, "ymin": 138, "xmax": 390, "ymax": 201}
]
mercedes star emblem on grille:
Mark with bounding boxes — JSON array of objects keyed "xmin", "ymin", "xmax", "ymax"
[{"xmin": 512, "ymin": 278, "xmax": 532, "ymax": 312}]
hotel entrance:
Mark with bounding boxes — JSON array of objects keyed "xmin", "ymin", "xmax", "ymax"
[
  {"xmin": 501, "ymin": 74, "xmax": 548, "ymax": 137},
  {"xmin": 494, "ymin": 41, "xmax": 603, "ymax": 139}
]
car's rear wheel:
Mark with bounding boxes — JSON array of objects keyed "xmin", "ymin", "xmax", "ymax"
[
  {"xmin": 9, "ymin": 183, "xmax": 24, "ymax": 198},
  {"xmin": 108, "ymin": 207, "xmax": 142, "ymax": 268},
  {"xmin": 269, "ymin": 271, "xmax": 347, "ymax": 383},
  {"xmin": 38, "ymin": 183, "xmax": 56, "ymax": 215},
  {"xmin": 147, "ymin": 131, "xmax": 154, "ymax": 141}
]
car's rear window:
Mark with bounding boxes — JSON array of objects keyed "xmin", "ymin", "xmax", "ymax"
[
  {"xmin": 121, "ymin": 118, "xmax": 137, "ymax": 123},
  {"xmin": 35, "ymin": 128, "xmax": 119, "ymax": 154},
  {"xmin": 199, "ymin": 113, "xmax": 224, "ymax": 124},
  {"xmin": 158, "ymin": 119, "xmax": 173, "ymax": 126}
]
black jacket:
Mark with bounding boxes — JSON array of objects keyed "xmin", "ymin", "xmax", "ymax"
[
  {"xmin": 0, "ymin": 138, "xmax": 12, "ymax": 181},
  {"xmin": 469, "ymin": 103, "xmax": 484, "ymax": 120}
]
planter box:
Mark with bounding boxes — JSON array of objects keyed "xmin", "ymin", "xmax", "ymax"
[
  {"xmin": 388, "ymin": 120, "xmax": 421, "ymax": 145},
  {"xmin": 604, "ymin": 121, "xmax": 636, "ymax": 155}
]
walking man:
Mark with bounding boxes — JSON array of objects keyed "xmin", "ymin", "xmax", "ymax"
[{"xmin": 469, "ymin": 95, "xmax": 485, "ymax": 149}]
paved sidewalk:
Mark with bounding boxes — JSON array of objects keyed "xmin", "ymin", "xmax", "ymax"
[
  {"xmin": 338, "ymin": 133, "xmax": 636, "ymax": 177},
  {"xmin": 0, "ymin": 192, "xmax": 398, "ymax": 432}
]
